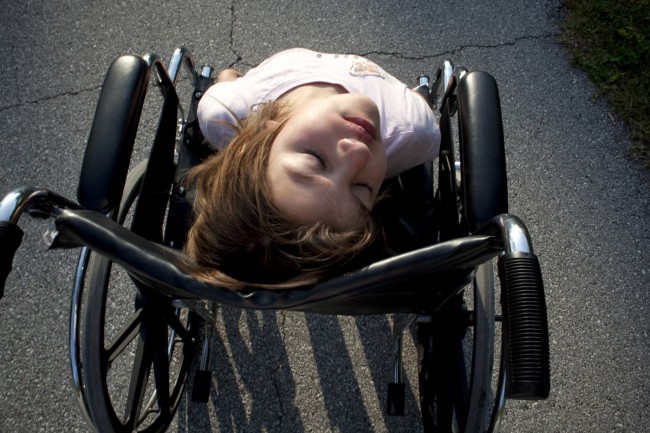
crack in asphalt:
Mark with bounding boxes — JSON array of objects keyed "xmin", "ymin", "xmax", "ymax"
[
  {"xmin": 0, "ymin": 85, "xmax": 103, "ymax": 114},
  {"xmin": 0, "ymin": 16, "xmax": 557, "ymax": 114},
  {"xmin": 361, "ymin": 33, "xmax": 561, "ymax": 60},
  {"xmin": 223, "ymin": 7, "xmax": 559, "ymax": 70},
  {"xmin": 226, "ymin": 0, "xmax": 243, "ymax": 68}
]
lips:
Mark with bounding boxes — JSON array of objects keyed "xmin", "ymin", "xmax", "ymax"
[{"xmin": 345, "ymin": 116, "xmax": 377, "ymax": 142}]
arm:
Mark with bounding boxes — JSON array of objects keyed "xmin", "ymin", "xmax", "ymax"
[{"xmin": 217, "ymin": 68, "xmax": 243, "ymax": 82}]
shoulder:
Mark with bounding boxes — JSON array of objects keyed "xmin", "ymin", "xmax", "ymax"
[
  {"xmin": 200, "ymin": 80, "xmax": 249, "ymax": 112},
  {"xmin": 197, "ymin": 82, "xmax": 248, "ymax": 148},
  {"xmin": 383, "ymin": 91, "xmax": 440, "ymax": 177}
]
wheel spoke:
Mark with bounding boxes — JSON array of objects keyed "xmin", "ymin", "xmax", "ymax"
[
  {"xmin": 123, "ymin": 335, "xmax": 152, "ymax": 430},
  {"xmin": 164, "ymin": 306, "xmax": 192, "ymax": 343},
  {"xmin": 150, "ymin": 316, "xmax": 172, "ymax": 419},
  {"xmin": 105, "ymin": 308, "xmax": 144, "ymax": 365},
  {"xmin": 418, "ymin": 284, "xmax": 495, "ymax": 433}
]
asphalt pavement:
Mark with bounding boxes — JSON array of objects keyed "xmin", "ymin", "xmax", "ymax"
[{"xmin": 1, "ymin": 0, "xmax": 648, "ymax": 432}]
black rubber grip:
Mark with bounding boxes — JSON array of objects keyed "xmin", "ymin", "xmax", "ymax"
[
  {"xmin": 0, "ymin": 221, "xmax": 24, "ymax": 299},
  {"xmin": 499, "ymin": 252, "xmax": 550, "ymax": 399}
]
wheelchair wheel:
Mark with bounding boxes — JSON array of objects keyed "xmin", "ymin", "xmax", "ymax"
[
  {"xmin": 417, "ymin": 71, "xmax": 506, "ymax": 432},
  {"xmin": 417, "ymin": 263, "xmax": 496, "ymax": 433},
  {"xmin": 80, "ymin": 161, "xmax": 198, "ymax": 433}
]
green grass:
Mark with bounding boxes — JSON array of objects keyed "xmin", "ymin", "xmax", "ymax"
[{"xmin": 562, "ymin": 0, "xmax": 650, "ymax": 167}]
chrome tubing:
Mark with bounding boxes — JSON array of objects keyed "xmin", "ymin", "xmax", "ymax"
[
  {"xmin": 433, "ymin": 59, "xmax": 455, "ymax": 110},
  {"xmin": 442, "ymin": 59, "xmax": 454, "ymax": 98},
  {"xmin": 0, "ymin": 187, "xmax": 80, "ymax": 224},
  {"xmin": 168, "ymin": 46, "xmax": 199, "ymax": 85},
  {"xmin": 200, "ymin": 65, "xmax": 213, "ymax": 79},
  {"xmin": 143, "ymin": 52, "xmax": 173, "ymax": 88},
  {"xmin": 456, "ymin": 67, "xmax": 468, "ymax": 82},
  {"xmin": 490, "ymin": 214, "xmax": 534, "ymax": 254},
  {"xmin": 69, "ymin": 247, "xmax": 95, "ymax": 427},
  {"xmin": 489, "ymin": 357, "xmax": 507, "ymax": 433}
]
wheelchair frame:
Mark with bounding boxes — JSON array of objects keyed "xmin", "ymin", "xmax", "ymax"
[{"xmin": 0, "ymin": 47, "xmax": 549, "ymax": 433}]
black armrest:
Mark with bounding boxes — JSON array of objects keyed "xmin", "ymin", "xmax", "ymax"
[
  {"xmin": 52, "ymin": 209, "xmax": 501, "ymax": 314},
  {"xmin": 457, "ymin": 71, "xmax": 508, "ymax": 231},
  {"xmin": 77, "ymin": 55, "xmax": 149, "ymax": 213}
]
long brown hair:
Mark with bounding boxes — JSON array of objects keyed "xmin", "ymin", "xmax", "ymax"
[{"xmin": 184, "ymin": 100, "xmax": 385, "ymax": 291}]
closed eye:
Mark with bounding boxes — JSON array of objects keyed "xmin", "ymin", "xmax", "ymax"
[
  {"xmin": 354, "ymin": 182, "xmax": 374, "ymax": 193},
  {"xmin": 303, "ymin": 149, "xmax": 326, "ymax": 168}
]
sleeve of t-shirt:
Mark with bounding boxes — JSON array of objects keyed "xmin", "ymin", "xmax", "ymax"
[
  {"xmin": 384, "ymin": 128, "xmax": 440, "ymax": 178},
  {"xmin": 197, "ymin": 81, "xmax": 251, "ymax": 149},
  {"xmin": 383, "ymin": 94, "xmax": 441, "ymax": 178}
]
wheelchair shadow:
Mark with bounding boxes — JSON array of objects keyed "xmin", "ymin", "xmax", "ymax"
[{"xmin": 176, "ymin": 308, "xmax": 424, "ymax": 432}]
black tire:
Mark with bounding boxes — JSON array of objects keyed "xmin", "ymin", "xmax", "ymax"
[
  {"xmin": 80, "ymin": 161, "xmax": 198, "ymax": 433},
  {"xmin": 417, "ymin": 264, "xmax": 496, "ymax": 433},
  {"xmin": 418, "ymin": 71, "xmax": 505, "ymax": 432}
]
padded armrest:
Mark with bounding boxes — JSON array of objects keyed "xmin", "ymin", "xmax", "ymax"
[
  {"xmin": 78, "ymin": 55, "xmax": 149, "ymax": 213},
  {"xmin": 457, "ymin": 71, "xmax": 508, "ymax": 231},
  {"xmin": 51, "ymin": 209, "xmax": 501, "ymax": 314}
]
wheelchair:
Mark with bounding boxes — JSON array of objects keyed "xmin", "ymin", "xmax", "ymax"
[{"xmin": 0, "ymin": 47, "xmax": 550, "ymax": 433}]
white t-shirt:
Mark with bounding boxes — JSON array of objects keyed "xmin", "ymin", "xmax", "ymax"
[{"xmin": 197, "ymin": 48, "xmax": 440, "ymax": 178}]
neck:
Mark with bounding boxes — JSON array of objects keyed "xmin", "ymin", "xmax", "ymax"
[{"xmin": 279, "ymin": 83, "xmax": 346, "ymax": 109}]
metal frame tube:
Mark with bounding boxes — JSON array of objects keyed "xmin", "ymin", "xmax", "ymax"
[
  {"xmin": 480, "ymin": 213, "xmax": 534, "ymax": 255},
  {"xmin": 0, "ymin": 187, "xmax": 80, "ymax": 224},
  {"xmin": 392, "ymin": 314, "xmax": 418, "ymax": 384},
  {"xmin": 168, "ymin": 46, "xmax": 198, "ymax": 85}
]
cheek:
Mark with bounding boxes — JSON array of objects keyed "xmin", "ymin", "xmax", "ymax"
[
  {"xmin": 283, "ymin": 112, "xmax": 333, "ymax": 145},
  {"xmin": 372, "ymin": 153, "xmax": 388, "ymax": 182}
]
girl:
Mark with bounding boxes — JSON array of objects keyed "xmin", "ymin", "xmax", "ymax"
[{"xmin": 184, "ymin": 48, "xmax": 440, "ymax": 290}]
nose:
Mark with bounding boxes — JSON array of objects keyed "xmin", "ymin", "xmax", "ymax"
[{"xmin": 337, "ymin": 138, "xmax": 373, "ymax": 174}]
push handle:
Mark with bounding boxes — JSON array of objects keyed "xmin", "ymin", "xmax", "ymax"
[
  {"xmin": 0, "ymin": 221, "xmax": 24, "ymax": 299},
  {"xmin": 499, "ymin": 252, "xmax": 550, "ymax": 400}
]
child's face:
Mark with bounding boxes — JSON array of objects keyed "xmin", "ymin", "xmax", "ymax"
[{"xmin": 267, "ymin": 93, "xmax": 387, "ymax": 230}]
